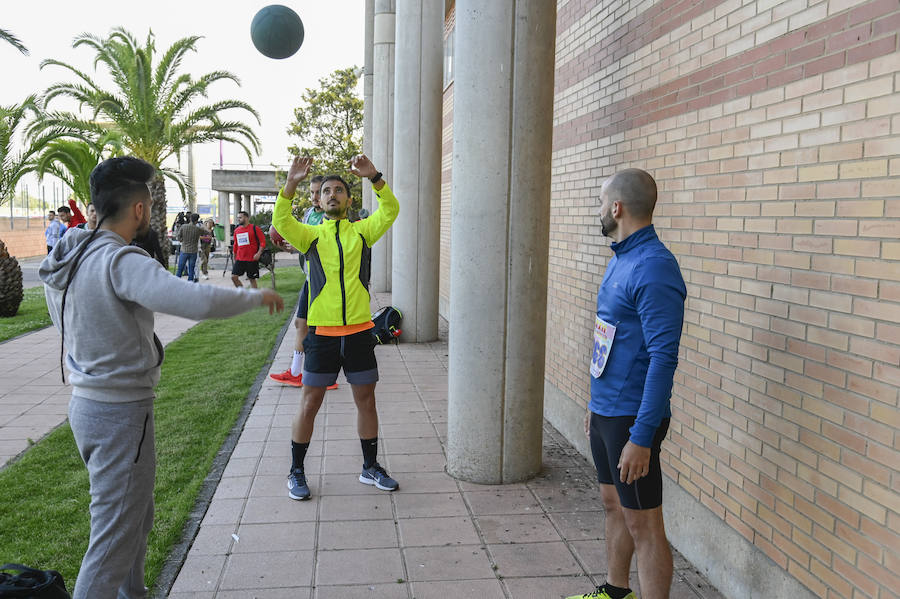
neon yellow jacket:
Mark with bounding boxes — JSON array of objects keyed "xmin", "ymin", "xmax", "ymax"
[{"xmin": 272, "ymin": 184, "xmax": 399, "ymax": 326}]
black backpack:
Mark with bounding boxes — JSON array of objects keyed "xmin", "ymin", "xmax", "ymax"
[
  {"xmin": 0, "ymin": 563, "xmax": 70, "ymax": 598},
  {"xmin": 371, "ymin": 306, "xmax": 402, "ymax": 344}
]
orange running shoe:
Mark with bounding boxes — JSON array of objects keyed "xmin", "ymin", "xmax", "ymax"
[
  {"xmin": 270, "ymin": 369, "xmax": 303, "ymax": 387},
  {"xmin": 326, "ymin": 382, "xmax": 339, "ymax": 390}
]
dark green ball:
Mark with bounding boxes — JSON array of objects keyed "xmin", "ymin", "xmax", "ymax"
[{"xmin": 250, "ymin": 5, "xmax": 305, "ymax": 59}]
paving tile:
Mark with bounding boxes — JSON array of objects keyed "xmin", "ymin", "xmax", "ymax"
[
  {"xmin": 168, "ymin": 554, "xmax": 227, "ymax": 593},
  {"xmin": 410, "ymin": 579, "xmax": 507, "ymax": 599},
  {"xmin": 548, "ymin": 510, "xmax": 606, "ymax": 541},
  {"xmin": 318, "ymin": 473, "xmax": 383, "ymax": 496},
  {"xmin": 463, "ymin": 488, "xmax": 543, "ymax": 515},
  {"xmin": 382, "ymin": 453, "xmax": 446, "ymax": 473},
  {"xmin": 402, "ymin": 544, "xmax": 496, "ymax": 581},
  {"xmin": 381, "ymin": 436, "xmax": 444, "ymax": 455},
  {"xmin": 322, "ymin": 454, "xmax": 366, "ymax": 474},
  {"xmin": 210, "ymin": 476, "xmax": 252, "ymax": 501},
  {"xmin": 317, "ymin": 519, "xmax": 399, "ymax": 549},
  {"xmin": 241, "ymin": 496, "xmax": 320, "ymax": 524},
  {"xmin": 394, "ymin": 492, "xmax": 468, "ymax": 518},
  {"xmin": 217, "ymin": 589, "xmax": 310, "ymax": 599},
  {"xmin": 315, "ymin": 548, "xmax": 404, "ymax": 585},
  {"xmin": 397, "ymin": 516, "xmax": 481, "ymax": 547},
  {"xmin": 232, "ymin": 522, "xmax": 316, "ymax": 552},
  {"xmin": 219, "ymin": 550, "xmax": 314, "ymax": 589},
  {"xmin": 502, "ymin": 574, "xmax": 598, "ymax": 599},
  {"xmin": 488, "ymin": 541, "xmax": 583, "ymax": 577},
  {"xmin": 569, "ymin": 539, "xmax": 610, "ymax": 575},
  {"xmin": 202, "ymin": 498, "xmax": 245, "ymax": 526},
  {"xmin": 476, "ymin": 513, "xmax": 564, "ymax": 544},
  {"xmin": 318, "ymin": 493, "xmax": 394, "ymax": 521},
  {"xmin": 313, "ymin": 583, "xmax": 409, "ymax": 599},
  {"xmin": 378, "ymin": 422, "xmax": 436, "ymax": 438},
  {"xmin": 188, "ymin": 524, "xmax": 238, "ymax": 556}
]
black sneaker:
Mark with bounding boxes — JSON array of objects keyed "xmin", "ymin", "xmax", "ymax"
[
  {"xmin": 287, "ymin": 468, "xmax": 310, "ymax": 500},
  {"xmin": 359, "ymin": 462, "xmax": 399, "ymax": 491}
]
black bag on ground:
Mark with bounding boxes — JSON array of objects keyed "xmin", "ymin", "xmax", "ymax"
[
  {"xmin": 371, "ymin": 306, "xmax": 402, "ymax": 344},
  {"xmin": 0, "ymin": 563, "xmax": 70, "ymax": 598}
]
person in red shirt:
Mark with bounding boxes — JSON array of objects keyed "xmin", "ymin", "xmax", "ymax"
[
  {"xmin": 67, "ymin": 197, "xmax": 87, "ymax": 228},
  {"xmin": 231, "ymin": 210, "xmax": 265, "ymax": 289}
]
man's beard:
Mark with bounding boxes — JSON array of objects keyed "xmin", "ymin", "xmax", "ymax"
[
  {"xmin": 600, "ymin": 209, "xmax": 617, "ymax": 238},
  {"xmin": 325, "ymin": 204, "xmax": 345, "ymax": 218}
]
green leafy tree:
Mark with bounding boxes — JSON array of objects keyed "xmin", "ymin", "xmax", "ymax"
[
  {"xmin": 0, "ymin": 96, "xmax": 61, "ymax": 208},
  {"xmin": 35, "ymin": 133, "xmax": 124, "ymax": 206},
  {"xmin": 35, "ymin": 28, "xmax": 261, "ymax": 261},
  {"xmin": 0, "ymin": 28, "xmax": 28, "ymax": 55},
  {"xmin": 287, "ymin": 66, "xmax": 363, "ymax": 205}
]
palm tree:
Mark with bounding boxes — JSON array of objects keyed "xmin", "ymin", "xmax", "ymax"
[
  {"xmin": 35, "ymin": 28, "xmax": 260, "ymax": 261},
  {"xmin": 34, "ymin": 133, "xmax": 124, "ymax": 206},
  {"xmin": 0, "ymin": 29, "xmax": 29, "ymax": 55},
  {"xmin": 0, "ymin": 95, "xmax": 60, "ymax": 316}
]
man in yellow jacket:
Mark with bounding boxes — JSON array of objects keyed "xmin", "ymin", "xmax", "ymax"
[{"xmin": 273, "ymin": 154, "xmax": 399, "ymax": 500}]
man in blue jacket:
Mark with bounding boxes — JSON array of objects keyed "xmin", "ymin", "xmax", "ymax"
[{"xmin": 569, "ymin": 169, "xmax": 686, "ymax": 599}]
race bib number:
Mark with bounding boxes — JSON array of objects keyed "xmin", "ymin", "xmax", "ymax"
[
  {"xmin": 590, "ymin": 316, "xmax": 616, "ymax": 378},
  {"xmin": 236, "ymin": 232, "xmax": 250, "ymax": 246}
]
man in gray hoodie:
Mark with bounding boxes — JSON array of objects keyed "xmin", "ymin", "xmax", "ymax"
[{"xmin": 40, "ymin": 156, "xmax": 284, "ymax": 599}]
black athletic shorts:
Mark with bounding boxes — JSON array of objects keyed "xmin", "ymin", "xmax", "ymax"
[
  {"xmin": 296, "ymin": 281, "xmax": 309, "ymax": 319},
  {"xmin": 302, "ymin": 327, "xmax": 379, "ymax": 387},
  {"xmin": 232, "ymin": 260, "xmax": 259, "ymax": 279},
  {"xmin": 589, "ymin": 413, "xmax": 670, "ymax": 510}
]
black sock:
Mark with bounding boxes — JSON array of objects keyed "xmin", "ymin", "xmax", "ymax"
[
  {"xmin": 291, "ymin": 441, "xmax": 309, "ymax": 471},
  {"xmin": 361, "ymin": 437, "xmax": 378, "ymax": 469},
  {"xmin": 602, "ymin": 583, "xmax": 632, "ymax": 599}
]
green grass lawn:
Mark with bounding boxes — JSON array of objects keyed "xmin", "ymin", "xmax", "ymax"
[
  {"xmin": 0, "ymin": 285, "xmax": 52, "ymax": 343},
  {"xmin": 0, "ymin": 266, "xmax": 303, "ymax": 593}
]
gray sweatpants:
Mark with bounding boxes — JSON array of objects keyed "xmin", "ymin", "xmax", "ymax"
[{"xmin": 69, "ymin": 395, "xmax": 155, "ymax": 599}]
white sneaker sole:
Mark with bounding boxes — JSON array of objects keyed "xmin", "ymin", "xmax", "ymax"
[{"xmin": 359, "ymin": 474, "xmax": 399, "ymax": 491}]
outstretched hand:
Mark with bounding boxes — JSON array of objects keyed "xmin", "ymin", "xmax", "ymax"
[
  {"xmin": 284, "ymin": 155, "xmax": 313, "ymax": 198},
  {"xmin": 259, "ymin": 288, "xmax": 285, "ymax": 315},
  {"xmin": 349, "ymin": 154, "xmax": 378, "ymax": 180}
]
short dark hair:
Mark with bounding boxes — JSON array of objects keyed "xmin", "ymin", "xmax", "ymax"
[
  {"xmin": 90, "ymin": 157, "xmax": 155, "ymax": 221},
  {"xmin": 238, "ymin": 210, "xmax": 250, "ymax": 219},
  {"xmin": 310, "ymin": 175, "xmax": 325, "ymax": 185},
  {"xmin": 57, "ymin": 206, "xmax": 71, "ymax": 214},
  {"xmin": 321, "ymin": 175, "xmax": 351, "ymax": 197},
  {"xmin": 190, "ymin": 213, "xmax": 200, "ymax": 223},
  {"xmin": 605, "ymin": 168, "xmax": 657, "ymax": 220}
]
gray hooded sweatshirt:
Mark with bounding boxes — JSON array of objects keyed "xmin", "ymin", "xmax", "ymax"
[{"xmin": 40, "ymin": 228, "xmax": 263, "ymax": 403}]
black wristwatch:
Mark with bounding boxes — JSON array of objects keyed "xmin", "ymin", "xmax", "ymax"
[{"xmin": 369, "ymin": 172, "xmax": 383, "ymax": 184}]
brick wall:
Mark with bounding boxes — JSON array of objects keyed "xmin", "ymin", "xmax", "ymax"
[
  {"xmin": 544, "ymin": 0, "xmax": 900, "ymax": 597},
  {"xmin": 0, "ymin": 218, "xmax": 49, "ymax": 258}
]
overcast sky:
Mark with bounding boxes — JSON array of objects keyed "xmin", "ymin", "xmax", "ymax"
[{"xmin": 2, "ymin": 0, "xmax": 364, "ymax": 207}]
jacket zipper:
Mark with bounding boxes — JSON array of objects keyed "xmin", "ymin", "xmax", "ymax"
[{"xmin": 335, "ymin": 220, "xmax": 347, "ymax": 325}]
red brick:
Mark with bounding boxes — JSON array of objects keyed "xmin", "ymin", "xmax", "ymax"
[
  {"xmin": 847, "ymin": 34, "xmax": 898, "ymax": 65},
  {"xmin": 872, "ymin": 11, "xmax": 900, "ymax": 37},
  {"xmin": 847, "ymin": 0, "xmax": 898, "ymax": 26},
  {"xmin": 826, "ymin": 24, "xmax": 871, "ymax": 53},
  {"xmin": 804, "ymin": 53, "xmax": 846, "ymax": 77},
  {"xmin": 788, "ymin": 40, "xmax": 825, "ymax": 65}
]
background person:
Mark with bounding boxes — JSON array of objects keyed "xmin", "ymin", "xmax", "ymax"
[
  {"xmin": 45, "ymin": 210, "xmax": 65, "ymax": 253},
  {"xmin": 175, "ymin": 212, "xmax": 203, "ymax": 282},
  {"xmin": 231, "ymin": 210, "xmax": 265, "ymax": 289}
]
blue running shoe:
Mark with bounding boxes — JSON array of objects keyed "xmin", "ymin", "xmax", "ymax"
[
  {"xmin": 359, "ymin": 462, "xmax": 399, "ymax": 491},
  {"xmin": 287, "ymin": 468, "xmax": 310, "ymax": 500}
]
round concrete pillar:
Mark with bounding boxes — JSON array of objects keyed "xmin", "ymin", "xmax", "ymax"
[
  {"xmin": 447, "ymin": 0, "xmax": 557, "ymax": 484},
  {"xmin": 371, "ymin": 0, "xmax": 395, "ymax": 292},
  {"xmin": 390, "ymin": 0, "xmax": 442, "ymax": 343},
  {"xmin": 218, "ymin": 191, "xmax": 230, "ymax": 248},
  {"xmin": 362, "ymin": 0, "xmax": 375, "ymax": 214}
]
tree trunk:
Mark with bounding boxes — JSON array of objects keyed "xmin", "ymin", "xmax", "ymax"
[{"xmin": 149, "ymin": 175, "xmax": 169, "ymax": 266}]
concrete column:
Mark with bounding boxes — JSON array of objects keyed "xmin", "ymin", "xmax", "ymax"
[
  {"xmin": 390, "ymin": 0, "xmax": 442, "ymax": 342},
  {"xmin": 446, "ymin": 0, "xmax": 557, "ymax": 484},
  {"xmin": 218, "ymin": 191, "xmax": 229, "ymax": 249},
  {"xmin": 362, "ymin": 0, "xmax": 375, "ymax": 214},
  {"xmin": 243, "ymin": 194, "xmax": 252, "ymax": 214},
  {"xmin": 371, "ymin": 0, "xmax": 395, "ymax": 292}
]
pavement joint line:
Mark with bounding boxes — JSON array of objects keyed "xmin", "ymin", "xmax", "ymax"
[{"xmin": 151, "ymin": 306, "xmax": 295, "ymax": 598}]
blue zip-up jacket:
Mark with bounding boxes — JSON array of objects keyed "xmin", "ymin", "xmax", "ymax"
[{"xmin": 590, "ymin": 225, "xmax": 686, "ymax": 447}]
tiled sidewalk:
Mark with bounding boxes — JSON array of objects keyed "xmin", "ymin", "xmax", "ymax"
[
  {"xmin": 168, "ymin": 319, "xmax": 725, "ymax": 598},
  {"xmin": 0, "ymin": 276, "xmax": 234, "ymax": 467}
]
